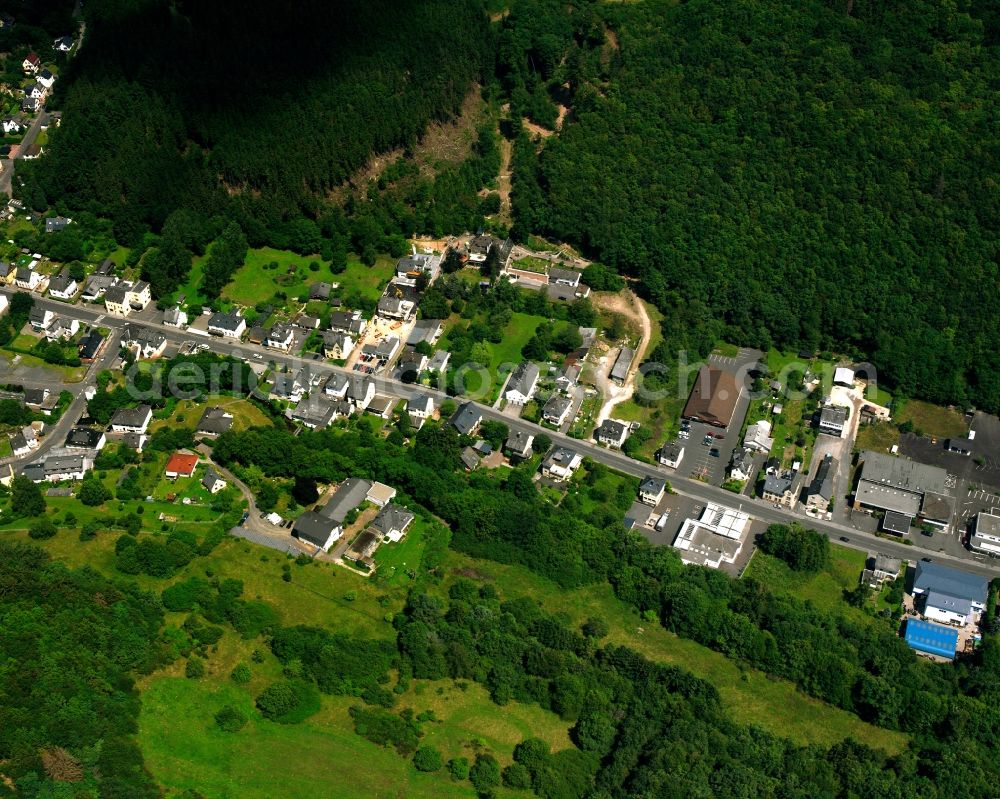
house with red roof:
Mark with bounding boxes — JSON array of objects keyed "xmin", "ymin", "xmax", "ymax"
[
  {"xmin": 22, "ymin": 53, "xmax": 40, "ymax": 74},
  {"xmin": 165, "ymin": 452, "xmax": 199, "ymax": 479}
]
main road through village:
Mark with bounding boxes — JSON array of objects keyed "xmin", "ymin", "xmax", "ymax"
[{"xmin": 7, "ymin": 287, "xmax": 999, "ymax": 579}]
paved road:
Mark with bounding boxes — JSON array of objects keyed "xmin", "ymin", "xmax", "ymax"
[
  {"xmin": 8, "ymin": 288, "xmax": 1000, "ymax": 578},
  {"xmin": 0, "ymin": 112, "xmax": 50, "ymax": 198}
]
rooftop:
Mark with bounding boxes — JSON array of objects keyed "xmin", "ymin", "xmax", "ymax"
[
  {"xmin": 905, "ymin": 618, "xmax": 958, "ymax": 659},
  {"xmin": 914, "ymin": 561, "xmax": 988, "ymax": 605}
]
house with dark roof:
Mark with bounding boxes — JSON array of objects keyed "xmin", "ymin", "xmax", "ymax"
[
  {"xmin": 804, "ymin": 453, "xmax": 836, "ymax": 511},
  {"xmin": 309, "ymin": 281, "xmax": 332, "ymax": 300},
  {"xmin": 597, "ymin": 419, "xmax": 629, "ymax": 449},
  {"xmin": 202, "ymin": 468, "xmax": 227, "ymax": 494},
  {"xmin": 818, "ymin": 405, "xmax": 848, "ymax": 437},
  {"xmin": 197, "ymin": 406, "xmax": 234, "ymax": 436},
  {"xmin": 658, "ymin": 441, "xmax": 684, "ymax": 469},
  {"xmin": 266, "ymin": 322, "xmax": 294, "ymax": 351},
  {"xmin": 163, "ymin": 307, "xmax": 188, "ymax": 328},
  {"xmin": 639, "ymin": 476, "xmax": 667, "ymax": 506},
  {"xmin": 504, "ymin": 362, "xmax": 540, "ymax": 405},
  {"xmin": 853, "ymin": 450, "xmax": 952, "ymax": 530},
  {"xmin": 45, "ymin": 216, "xmax": 71, "ymax": 234},
  {"xmin": 9, "ymin": 426, "xmax": 37, "ymax": 457},
  {"xmin": 22, "ymin": 454, "xmax": 90, "ymax": 483},
  {"xmin": 406, "ymin": 319, "xmax": 444, "ymax": 347},
  {"xmin": 208, "ymin": 310, "xmax": 246, "ymax": 339},
  {"xmin": 28, "ymin": 306, "xmax": 53, "ymax": 330},
  {"xmin": 542, "ymin": 395, "xmax": 573, "ymax": 428},
  {"xmin": 329, "ymin": 310, "xmax": 368, "ymax": 337},
  {"xmin": 110, "ymin": 404, "xmax": 152, "ymax": 434},
  {"xmin": 372, "ymin": 503, "xmax": 415, "ymax": 542},
  {"xmin": 291, "ymin": 395, "xmax": 338, "ymax": 429},
  {"xmin": 450, "ymin": 402, "xmax": 482, "ymax": 436},
  {"xmin": 728, "ymin": 447, "xmax": 755, "ymax": 483},
  {"xmin": 270, "ymin": 372, "xmax": 304, "ymax": 402},
  {"xmin": 505, "ymin": 429, "xmax": 534, "ymax": 460},
  {"xmin": 762, "ymin": 469, "xmax": 800, "ymax": 509},
  {"xmin": 14, "ymin": 266, "xmax": 41, "ymax": 290},
  {"xmin": 322, "ymin": 331, "xmax": 354, "ymax": 360},
  {"xmin": 64, "ymin": 427, "xmax": 106, "ymax": 451},
  {"xmin": 292, "ymin": 511, "xmax": 342, "ymax": 552},
  {"xmin": 81, "ymin": 274, "xmax": 117, "ymax": 301},
  {"xmin": 912, "ymin": 561, "xmax": 987, "ymax": 626},
  {"xmin": 461, "ymin": 446, "xmax": 481, "ymax": 471},
  {"xmin": 541, "ymin": 447, "xmax": 582, "ymax": 482},
  {"xmin": 121, "ymin": 324, "xmax": 166, "ymax": 359},
  {"xmin": 610, "ymin": 347, "xmax": 634, "ymax": 385},
  {"xmin": 47, "ymin": 273, "xmax": 77, "ymax": 299}
]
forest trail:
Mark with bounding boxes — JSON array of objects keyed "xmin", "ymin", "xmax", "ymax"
[{"xmin": 593, "ymin": 289, "xmax": 652, "ymax": 425}]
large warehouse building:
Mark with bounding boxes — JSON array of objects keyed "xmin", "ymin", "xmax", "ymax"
[
  {"xmin": 852, "ymin": 450, "xmax": 953, "ymax": 532},
  {"xmin": 682, "ymin": 366, "xmax": 743, "ymax": 428}
]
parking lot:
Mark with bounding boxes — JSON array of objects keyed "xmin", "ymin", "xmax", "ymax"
[{"xmin": 679, "ymin": 387, "xmax": 751, "ymax": 485}]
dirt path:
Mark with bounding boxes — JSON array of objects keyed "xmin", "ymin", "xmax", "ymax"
[
  {"xmin": 496, "ymin": 136, "xmax": 513, "ymax": 223},
  {"xmin": 593, "ymin": 289, "xmax": 653, "ymax": 425}
]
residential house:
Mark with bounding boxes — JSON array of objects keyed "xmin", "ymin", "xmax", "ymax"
[
  {"xmin": 377, "ymin": 281, "xmax": 418, "ymax": 321},
  {"xmin": 323, "ymin": 373, "xmax": 350, "ymax": 400},
  {"xmin": 804, "ymin": 454, "xmax": 837, "ymax": 512},
  {"xmin": 202, "ymin": 469, "xmax": 227, "ymax": 494},
  {"xmin": 292, "ymin": 511, "xmax": 342, "ymax": 552},
  {"xmin": 45, "ymin": 215, "xmax": 72, "ymax": 234},
  {"xmin": 467, "ymin": 235, "xmax": 495, "ymax": 263},
  {"xmin": 109, "ymin": 404, "xmax": 152, "ymax": 434},
  {"xmin": 28, "ymin": 306, "xmax": 53, "ymax": 330},
  {"xmin": 762, "ymin": 469, "xmax": 800, "ymax": 509},
  {"xmin": 266, "ymin": 322, "xmax": 294, "ymax": 351},
  {"xmin": 427, "ymin": 350, "xmax": 450, "ymax": 374},
  {"xmin": 1, "ymin": 117, "xmax": 21, "ymax": 135},
  {"xmin": 47, "ymin": 274, "xmax": 77, "ymax": 299},
  {"xmin": 406, "ymin": 392, "xmax": 434, "ymax": 428},
  {"xmin": 81, "ymin": 274, "xmax": 117, "ymax": 301},
  {"xmin": 541, "ymin": 447, "xmax": 583, "ymax": 482},
  {"xmin": 346, "ymin": 376, "xmax": 375, "ymax": 410},
  {"xmin": 246, "ymin": 325, "xmax": 266, "ymax": 345},
  {"xmin": 309, "ymin": 477, "xmax": 374, "ymax": 545},
  {"xmin": 121, "ymin": 323, "xmax": 166, "ymax": 359},
  {"xmin": 122, "ymin": 432, "xmax": 148, "ymax": 452},
  {"xmin": 597, "ymin": 419, "xmax": 629, "ymax": 449},
  {"xmin": 270, "ymin": 371, "xmax": 305, "ymax": 402},
  {"xmin": 54, "ymin": 35, "xmax": 75, "ymax": 51},
  {"xmin": 22, "ymin": 454, "xmax": 91, "ymax": 483},
  {"xmin": 672, "ymin": 502, "xmax": 751, "ymax": 570},
  {"xmin": 309, "ymin": 281, "xmax": 332, "ymax": 300},
  {"xmin": 818, "ymin": 405, "xmax": 848, "ymax": 437},
  {"xmin": 406, "ymin": 319, "xmax": 444, "ymax": 347},
  {"xmin": 14, "ymin": 266, "xmax": 41, "ymax": 290},
  {"xmin": 290, "ymin": 396, "xmax": 339, "ymax": 429},
  {"xmin": 103, "ymin": 281, "xmax": 150, "ymax": 316},
  {"xmin": 64, "ymin": 427, "xmax": 106, "ymax": 451},
  {"xmin": 45, "ymin": 316, "xmax": 78, "ymax": 341},
  {"xmin": 9, "ymin": 426, "xmax": 38, "ymax": 457},
  {"xmin": 542, "ymin": 395, "xmax": 573, "ymax": 428},
  {"xmin": 728, "ymin": 447, "xmax": 755, "ymax": 483},
  {"xmin": 23, "ymin": 387, "xmax": 50, "ymax": 409},
  {"xmin": 22, "ymin": 53, "xmax": 40, "ymax": 73},
  {"xmin": 165, "ymin": 452, "xmax": 199, "ymax": 479},
  {"xmin": 0, "ymin": 263, "xmax": 12, "ymax": 284},
  {"xmin": 555, "ymin": 363, "xmax": 581, "ymax": 392},
  {"xmin": 298, "ymin": 315, "xmax": 320, "ymax": 330},
  {"xmin": 360, "ymin": 336, "xmax": 401, "ymax": 365},
  {"xmin": 163, "ymin": 307, "xmax": 188, "ymax": 328},
  {"xmin": 743, "ymin": 419, "xmax": 774, "ymax": 453},
  {"xmin": 329, "ymin": 309, "xmax": 368, "ymax": 337},
  {"xmin": 208, "ymin": 310, "xmax": 247, "ymax": 339},
  {"xmin": 77, "ymin": 329, "xmax": 106, "ymax": 362},
  {"xmin": 834, "ymin": 367, "xmax": 855, "ymax": 387},
  {"xmin": 639, "ymin": 476, "xmax": 667, "ymax": 506},
  {"xmin": 450, "ymin": 402, "xmax": 482, "ymax": 436},
  {"xmin": 21, "ymin": 96, "xmax": 39, "ymax": 113},
  {"xmin": 36, "ymin": 69, "xmax": 55, "ymax": 91},
  {"xmin": 395, "ymin": 346, "xmax": 427, "ymax": 381},
  {"xmin": 323, "ymin": 327, "xmax": 354, "ymax": 357},
  {"xmin": 658, "ymin": 441, "xmax": 685, "ymax": 469},
  {"xmin": 461, "ymin": 447, "xmax": 481, "ymax": 471},
  {"xmin": 197, "ymin": 406, "xmax": 235, "ymax": 437},
  {"xmin": 862, "ymin": 553, "xmax": 903, "ymax": 589},
  {"xmin": 504, "ymin": 361, "xmax": 540, "ymax": 405},
  {"xmin": 505, "ymin": 429, "xmax": 534, "ymax": 460},
  {"xmin": 372, "ymin": 503, "xmax": 415, "ymax": 542},
  {"xmin": 548, "ymin": 267, "xmax": 581, "ymax": 287},
  {"xmin": 394, "ymin": 252, "xmax": 439, "ymax": 286}
]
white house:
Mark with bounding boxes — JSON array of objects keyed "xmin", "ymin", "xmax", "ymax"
[
  {"xmin": 208, "ymin": 311, "xmax": 246, "ymax": 339},
  {"xmin": 406, "ymin": 392, "xmax": 434, "ymax": 420},
  {"xmin": 47, "ymin": 274, "xmax": 78, "ymax": 300},
  {"xmin": 28, "ymin": 307, "xmax": 53, "ymax": 331},
  {"xmin": 658, "ymin": 441, "xmax": 684, "ymax": 469},
  {"xmin": 597, "ymin": 419, "xmax": 630, "ymax": 449},
  {"xmin": 542, "ymin": 395, "xmax": 573, "ymax": 428},
  {"xmin": 639, "ymin": 476, "xmax": 667, "ymax": 506},
  {"xmin": 110, "ymin": 405, "xmax": 153, "ymax": 434},
  {"xmin": 504, "ymin": 362, "xmax": 540, "ymax": 406},
  {"xmin": 0, "ymin": 294, "xmax": 8, "ymax": 316},
  {"xmin": 163, "ymin": 307, "xmax": 188, "ymax": 328},
  {"xmin": 266, "ymin": 322, "xmax": 294, "ymax": 351},
  {"xmin": 743, "ymin": 420, "xmax": 774, "ymax": 453},
  {"xmin": 45, "ymin": 317, "xmax": 79, "ymax": 341},
  {"xmin": 541, "ymin": 447, "xmax": 582, "ymax": 482},
  {"xmin": 9, "ymin": 426, "xmax": 38, "ymax": 457},
  {"xmin": 121, "ymin": 324, "xmax": 167, "ymax": 359},
  {"xmin": 202, "ymin": 468, "xmax": 227, "ymax": 495},
  {"xmin": 103, "ymin": 281, "xmax": 151, "ymax": 316},
  {"xmin": 14, "ymin": 266, "xmax": 41, "ymax": 290},
  {"xmin": 322, "ymin": 331, "xmax": 354, "ymax": 360},
  {"xmin": 2, "ymin": 118, "xmax": 22, "ymax": 135},
  {"xmin": 22, "ymin": 53, "xmax": 41, "ymax": 74},
  {"xmin": 36, "ymin": 70, "xmax": 55, "ymax": 90}
]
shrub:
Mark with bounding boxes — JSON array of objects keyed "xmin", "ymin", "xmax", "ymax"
[
  {"xmin": 412, "ymin": 746, "xmax": 443, "ymax": 773},
  {"xmin": 448, "ymin": 757, "xmax": 470, "ymax": 781},
  {"xmin": 470, "ymin": 754, "xmax": 501, "ymax": 792},
  {"xmin": 28, "ymin": 518, "xmax": 57, "ymax": 540},
  {"xmin": 255, "ymin": 680, "xmax": 320, "ymax": 724},
  {"xmin": 185, "ymin": 657, "xmax": 205, "ymax": 679},
  {"xmin": 231, "ymin": 663, "xmax": 252, "ymax": 684},
  {"xmin": 214, "ymin": 705, "xmax": 247, "ymax": 733},
  {"xmin": 502, "ymin": 763, "xmax": 532, "ymax": 789}
]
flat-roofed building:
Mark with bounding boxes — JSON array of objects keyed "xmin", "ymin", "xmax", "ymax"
[
  {"xmin": 672, "ymin": 502, "xmax": 751, "ymax": 570},
  {"xmin": 853, "ymin": 450, "xmax": 952, "ymax": 530},
  {"xmin": 683, "ymin": 366, "xmax": 743, "ymax": 428},
  {"xmin": 969, "ymin": 512, "xmax": 1000, "ymax": 558}
]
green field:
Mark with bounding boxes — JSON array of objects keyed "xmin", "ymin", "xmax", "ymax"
[
  {"xmin": 150, "ymin": 395, "xmax": 273, "ymax": 435},
  {"xmin": 855, "ymin": 421, "xmax": 901, "ymax": 453},
  {"xmin": 894, "ymin": 399, "xmax": 967, "ymax": 439},
  {"xmin": 743, "ymin": 545, "xmax": 876, "ymax": 626},
  {"xmin": 436, "ymin": 551, "xmax": 908, "ymax": 754},
  {"xmin": 510, "ymin": 256, "xmax": 548, "ymax": 274}
]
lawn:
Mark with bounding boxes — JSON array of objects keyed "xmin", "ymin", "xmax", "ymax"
[
  {"xmin": 894, "ymin": 399, "xmax": 967, "ymax": 439},
  {"xmin": 372, "ymin": 517, "xmax": 432, "ymax": 589},
  {"xmin": 855, "ymin": 421, "xmax": 901, "ymax": 453},
  {"xmin": 170, "ymin": 250, "xmax": 209, "ymax": 307},
  {"xmin": 0, "ymin": 437, "xmax": 11, "ymax": 458},
  {"xmin": 139, "ymin": 678, "xmax": 482, "ymax": 799},
  {"xmin": 450, "ymin": 311, "xmax": 546, "ymax": 402},
  {"xmin": 151, "ymin": 395, "xmax": 272, "ymax": 435},
  {"xmin": 713, "ymin": 341, "xmax": 740, "ymax": 358},
  {"xmin": 510, "ymin": 256, "xmax": 549, "ymax": 274},
  {"xmin": 743, "ymin": 545, "xmax": 875, "ymax": 627},
  {"xmin": 435, "ymin": 551, "xmax": 908, "ymax": 754}
]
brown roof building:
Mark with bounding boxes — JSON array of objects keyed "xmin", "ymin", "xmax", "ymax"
[{"xmin": 683, "ymin": 366, "xmax": 742, "ymax": 428}]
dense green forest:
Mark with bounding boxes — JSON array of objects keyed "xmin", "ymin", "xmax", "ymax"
[{"xmin": 509, "ymin": 0, "xmax": 1000, "ymax": 411}]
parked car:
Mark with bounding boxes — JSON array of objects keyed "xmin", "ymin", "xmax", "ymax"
[{"xmin": 709, "ymin": 448, "xmax": 720, "ymax": 457}]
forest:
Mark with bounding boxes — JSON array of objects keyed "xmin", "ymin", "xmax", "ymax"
[{"xmin": 508, "ymin": 0, "xmax": 1000, "ymax": 412}]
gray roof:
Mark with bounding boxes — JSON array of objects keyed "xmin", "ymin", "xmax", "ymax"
[
  {"xmin": 197, "ymin": 406, "xmax": 234, "ymax": 434},
  {"xmin": 542, "ymin": 446, "xmax": 579, "ymax": 471},
  {"xmin": 271, "ymin": 374, "xmax": 300, "ymax": 397},
  {"xmin": 873, "ymin": 554, "xmax": 902, "ymax": 576},
  {"xmin": 808, "ymin": 454, "xmax": 837, "ymax": 501},
  {"xmin": 347, "ymin": 376, "xmax": 373, "ymax": 403},
  {"xmin": 913, "ymin": 561, "xmax": 988, "ymax": 605},
  {"xmin": 461, "ymin": 447, "xmax": 481, "ymax": 470},
  {"xmin": 122, "ymin": 323, "xmax": 165, "ymax": 349},
  {"xmin": 372, "ymin": 503, "xmax": 415, "ymax": 536},
  {"xmin": 506, "ymin": 362, "xmax": 539, "ymax": 397},
  {"xmin": 640, "ymin": 476, "xmax": 666, "ymax": 496},
  {"xmin": 451, "ymin": 402, "xmax": 482, "ymax": 436},
  {"xmin": 324, "ymin": 373, "xmax": 350, "ymax": 395},
  {"xmin": 543, "ymin": 394, "xmax": 573, "ymax": 421},
  {"xmin": 268, "ymin": 322, "xmax": 293, "ymax": 342},
  {"xmin": 64, "ymin": 427, "xmax": 103, "ymax": 449},
  {"xmin": 660, "ymin": 441, "xmax": 683, "ymax": 462},
  {"xmin": 292, "ymin": 511, "xmax": 338, "ymax": 547},
  {"xmin": 925, "ymin": 590, "xmax": 972, "ymax": 618},
  {"xmin": 406, "ymin": 392, "xmax": 434, "ymax": 415},
  {"xmin": 598, "ymin": 419, "xmax": 628, "ymax": 441},
  {"xmin": 48, "ymin": 274, "xmax": 75, "ymax": 293},
  {"xmin": 506, "ymin": 428, "xmax": 533, "ymax": 456},
  {"xmin": 45, "ymin": 216, "xmax": 71, "ymax": 233},
  {"xmin": 82, "ymin": 274, "xmax": 116, "ymax": 296},
  {"xmin": 291, "ymin": 396, "xmax": 337, "ymax": 429},
  {"xmin": 319, "ymin": 477, "xmax": 373, "ymax": 524},
  {"xmin": 548, "ymin": 267, "xmax": 581, "ymax": 286},
  {"xmin": 610, "ymin": 347, "xmax": 635, "ymax": 381},
  {"xmin": 202, "ymin": 468, "xmax": 224, "ymax": 490},
  {"xmin": 15, "ymin": 266, "xmax": 34, "ymax": 282},
  {"xmin": 819, "ymin": 405, "xmax": 848, "ymax": 427},
  {"xmin": 110, "ymin": 404, "xmax": 151, "ymax": 429},
  {"xmin": 309, "ymin": 281, "xmax": 332, "ymax": 299},
  {"xmin": 208, "ymin": 310, "xmax": 244, "ymax": 332},
  {"xmin": 881, "ymin": 511, "xmax": 912, "ymax": 534},
  {"xmin": 406, "ymin": 319, "xmax": 444, "ymax": 346},
  {"xmin": 858, "ymin": 451, "xmax": 947, "ymax": 495},
  {"xmin": 103, "ymin": 285, "xmax": 128, "ymax": 304},
  {"xmin": 763, "ymin": 471, "xmax": 796, "ymax": 496}
]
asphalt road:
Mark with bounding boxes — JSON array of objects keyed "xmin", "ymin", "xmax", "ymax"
[{"xmin": 8, "ymin": 288, "xmax": 1000, "ymax": 578}]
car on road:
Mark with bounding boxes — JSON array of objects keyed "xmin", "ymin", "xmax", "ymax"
[
  {"xmin": 921, "ymin": 557, "xmax": 933, "ymax": 562},
  {"xmin": 252, "ymin": 353, "xmax": 262, "ymax": 360},
  {"xmin": 839, "ymin": 536, "xmax": 849, "ymax": 542}
]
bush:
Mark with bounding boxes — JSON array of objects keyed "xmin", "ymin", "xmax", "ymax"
[
  {"xmin": 255, "ymin": 680, "xmax": 320, "ymax": 724},
  {"xmin": 28, "ymin": 518, "xmax": 57, "ymax": 540},
  {"xmin": 448, "ymin": 757, "xmax": 470, "ymax": 781},
  {"xmin": 214, "ymin": 704, "xmax": 248, "ymax": 733},
  {"xmin": 185, "ymin": 658, "xmax": 205, "ymax": 679},
  {"xmin": 231, "ymin": 663, "xmax": 252, "ymax": 684},
  {"xmin": 502, "ymin": 763, "xmax": 533, "ymax": 789},
  {"xmin": 470, "ymin": 754, "xmax": 501, "ymax": 792},
  {"xmin": 758, "ymin": 523, "xmax": 829, "ymax": 573},
  {"xmin": 412, "ymin": 746, "xmax": 443, "ymax": 773}
]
